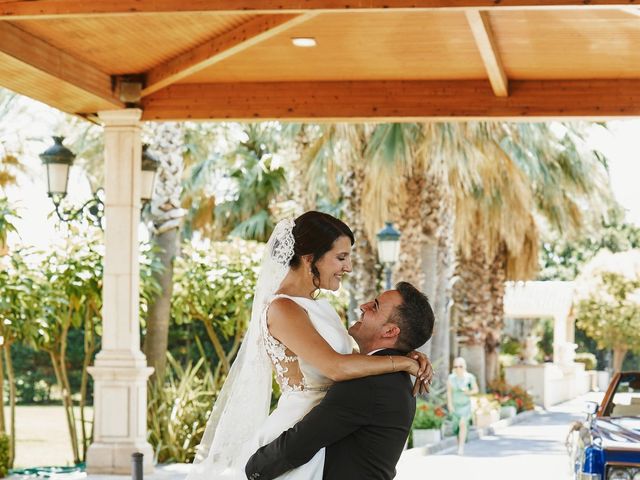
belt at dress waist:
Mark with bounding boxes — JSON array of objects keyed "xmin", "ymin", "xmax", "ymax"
[{"xmin": 304, "ymin": 384, "xmax": 331, "ymax": 392}]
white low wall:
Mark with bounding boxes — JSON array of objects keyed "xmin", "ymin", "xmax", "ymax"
[{"xmin": 505, "ymin": 362, "xmax": 592, "ymax": 408}]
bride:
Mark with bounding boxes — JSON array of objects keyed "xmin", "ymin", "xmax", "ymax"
[{"xmin": 187, "ymin": 211, "xmax": 431, "ymax": 479}]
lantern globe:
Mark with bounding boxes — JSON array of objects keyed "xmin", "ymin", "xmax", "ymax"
[{"xmin": 39, "ymin": 136, "xmax": 75, "ymax": 197}]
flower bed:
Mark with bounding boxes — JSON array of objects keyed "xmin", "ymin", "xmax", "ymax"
[
  {"xmin": 487, "ymin": 379, "xmax": 535, "ymax": 413},
  {"xmin": 413, "ymin": 400, "xmax": 447, "ymax": 430}
]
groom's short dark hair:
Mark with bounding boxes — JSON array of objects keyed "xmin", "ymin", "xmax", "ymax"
[{"xmin": 389, "ymin": 282, "xmax": 434, "ymax": 353}]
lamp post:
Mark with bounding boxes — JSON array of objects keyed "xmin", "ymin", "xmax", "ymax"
[
  {"xmin": 40, "ymin": 137, "xmax": 159, "ymax": 227},
  {"xmin": 376, "ymin": 222, "xmax": 401, "ymax": 290}
]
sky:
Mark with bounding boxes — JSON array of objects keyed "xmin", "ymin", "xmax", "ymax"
[
  {"xmin": 586, "ymin": 121, "xmax": 640, "ymax": 226},
  {"xmin": 2, "ymin": 95, "xmax": 640, "ymax": 250}
]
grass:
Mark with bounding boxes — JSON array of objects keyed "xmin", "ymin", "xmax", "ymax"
[{"xmin": 6, "ymin": 405, "xmax": 92, "ymax": 468}]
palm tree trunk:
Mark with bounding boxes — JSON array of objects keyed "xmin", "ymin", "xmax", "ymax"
[
  {"xmin": 395, "ymin": 170, "xmax": 446, "ymax": 356},
  {"xmin": 143, "ymin": 122, "xmax": 185, "ymax": 383},
  {"xmin": 290, "ymin": 126, "xmax": 315, "ymax": 214},
  {"xmin": 485, "ymin": 244, "xmax": 507, "ymax": 386},
  {"xmin": 144, "ymin": 227, "xmax": 179, "ymax": 381},
  {"xmin": 343, "ymin": 147, "xmax": 377, "ymax": 310},
  {"xmin": 395, "ymin": 172, "xmax": 427, "ymax": 291},
  {"xmin": 431, "ymin": 198, "xmax": 454, "ymax": 384},
  {"xmin": 453, "ymin": 235, "xmax": 491, "ymax": 392},
  {"xmin": 613, "ymin": 347, "xmax": 627, "ymax": 372}
]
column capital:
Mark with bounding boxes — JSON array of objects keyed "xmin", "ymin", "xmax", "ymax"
[{"xmin": 98, "ymin": 108, "xmax": 142, "ymax": 126}]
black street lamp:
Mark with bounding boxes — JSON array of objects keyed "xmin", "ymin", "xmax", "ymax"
[
  {"xmin": 40, "ymin": 137, "xmax": 159, "ymax": 228},
  {"xmin": 376, "ymin": 222, "xmax": 401, "ymax": 290}
]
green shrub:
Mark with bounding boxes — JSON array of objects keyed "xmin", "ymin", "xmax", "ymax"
[
  {"xmin": 575, "ymin": 352, "xmax": 597, "ymax": 371},
  {"xmin": 147, "ymin": 353, "xmax": 217, "ymax": 463},
  {"xmin": 412, "ymin": 400, "xmax": 446, "ymax": 430},
  {"xmin": 0, "ymin": 433, "xmax": 9, "ymax": 477},
  {"xmin": 501, "ymin": 336, "xmax": 522, "ymax": 356}
]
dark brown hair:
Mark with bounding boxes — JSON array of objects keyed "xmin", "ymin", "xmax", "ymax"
[
  {"xmin": 289, "ymin": 211, "xmax": 354, "ymax": 294},
  {"xmin": 390, "ymin": 281, "xmax": 435, "ymax": 353}
]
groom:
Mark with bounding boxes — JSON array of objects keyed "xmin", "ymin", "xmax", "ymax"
[{"xmin": 246, "ymin": 281, "xmax": 435, "ymax": 480}]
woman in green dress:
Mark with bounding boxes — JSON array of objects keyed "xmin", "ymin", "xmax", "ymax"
[{"xmin": 447, "ymin": 357, "xmax": 479, "ymax": 455}]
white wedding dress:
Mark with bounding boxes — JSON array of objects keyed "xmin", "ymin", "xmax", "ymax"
[
  {"xmin": 245, "ymin": 293, "xmax": 353, "ymax": 479},
  {"xmin": 187, "ymin": 219, "xmax": 353, "ymax": 480}
]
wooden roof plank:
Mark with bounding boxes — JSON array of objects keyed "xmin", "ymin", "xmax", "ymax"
[
  {"xmin": 466, "ymin": 10, "xmax": 508, "ymax": 97},
  {"xmin": 142, "ymin": 13, "xmax": 317, "ymax": 97},
  {"xmin": 141, "ymin": 79, "xmax": 640, "ymax": 121},
  {"xmin": 0, "ymin": 21, "xmax": 122, "ymax": 107},
  {"xmin": 0, "ymin": 0, "xmax": 638, "ymax": 19}
]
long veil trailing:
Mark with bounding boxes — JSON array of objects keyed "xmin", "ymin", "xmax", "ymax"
[{"xmin": 186, "ymin": 218, "xmax": 295, "ymax": 479}]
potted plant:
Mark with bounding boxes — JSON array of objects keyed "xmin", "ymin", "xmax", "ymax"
[
  {"xmin": 496, "ymin": 395, "xmax": 518, "ymax": 419},
  {"xmin": 412, "ymin": 401, "xmax": 446, "ymax": 447},
  {"xmin": 473, "ymin": 395, "xmax": 500, "ymax": 428}
]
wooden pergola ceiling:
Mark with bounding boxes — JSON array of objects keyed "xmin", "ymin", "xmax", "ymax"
[{"xmin": 2, "ymin": 1, "xmax": 640, "ymax": 121}]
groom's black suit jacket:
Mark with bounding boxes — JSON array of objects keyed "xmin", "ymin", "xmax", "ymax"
[{"xmin": 245, "ymin": 348, "xmax": 416, "ymax": 480}]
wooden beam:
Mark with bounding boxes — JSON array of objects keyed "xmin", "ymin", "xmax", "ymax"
[
  {"xmin": 466, "ymin": 10, "xmax": 508, "ymax": 97},
  {"xmin": 142, "ymin": 13, "xmax": 317, "ymax": 97},
  {"xmin": 141, "ymin": 79, "xmax": 640, "ymax": 121},
  {"xmin": 0, "ymin": 21, "xmax": 122, "ymax": 108},
  {"xmin": 0, "ymin": 0, "xmax": 638, "ymax": 19}
]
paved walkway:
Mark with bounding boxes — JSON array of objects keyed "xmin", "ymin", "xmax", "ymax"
[
  {"xmin": 14, "ymin": 394, "xmax": 602, "ymax": 480},
  {"xmin": 396, "ymin": 392, "xmax": 604, "ymax": 480}
]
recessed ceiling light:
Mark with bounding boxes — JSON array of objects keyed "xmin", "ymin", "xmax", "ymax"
[{"xmin": 291, "ymin": 37, "xmax": 317, "ymax": 48}]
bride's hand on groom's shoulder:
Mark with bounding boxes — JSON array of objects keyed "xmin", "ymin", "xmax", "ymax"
[{"xmin": 407, "ymin": 351, "xmax": 433, "ymax": 396}]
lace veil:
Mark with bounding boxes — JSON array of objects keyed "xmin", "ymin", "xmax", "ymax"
[{"xmin": 186, "ymin": 218, "xmax": 295, "ymax": 478}]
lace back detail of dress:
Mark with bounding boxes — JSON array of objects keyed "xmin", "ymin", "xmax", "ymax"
[{"xmin": 261, "ymin": 298, "xmax": 308, "ymax": 393}]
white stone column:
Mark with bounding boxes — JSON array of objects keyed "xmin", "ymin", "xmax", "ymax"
[
  {"xmin": 553, "ymin": 313, "xmax": 567, "ymax": 365},
  {"xmin": 86, "ymin": 109, "xmax": 154, "ymax": 474}
]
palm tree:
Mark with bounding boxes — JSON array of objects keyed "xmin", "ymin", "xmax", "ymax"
[
  {"xmin": 338, "ymin": 125, "xmax": 379, "ymax": 308},
  {"xmin": 210, "ymin": 123, "xmax": 288, "ymax": 242},
  {"xmin": 452, "ymin": 122, "xmax": 612, "ymax": 388},
  {"xmin": 283, "ymin": 123, "xmax": 380, "ymax": 310},
  {"xmin": 354, "ymin": 121, "xmax": 611, "ymax": 388}
]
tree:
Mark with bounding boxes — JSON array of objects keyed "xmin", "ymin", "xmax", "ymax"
[
  {"xmin": 14, "ymin": 227, "xmax": 160, "ymax": 464},
  {"xmin": 284, "ymin": 123, "xmax": 397, "ymax": 311},
  {"xmin": 539, "ymin": 211, "xmax": 640, "ymax": 368},
  {"xmin": 143, "ymin": 122, "xmax": 186, "ymax": 382},
  {"xmin": 35, "ymin": 228, "xmax": 103, "ymax": 464},
  {"xmin": 574, "ymin": 249, "xmax": 640, "ymax": 371},
  {"xmin": 358, "ymin": 121, "xmax": 612, "ymax": 388},
  {"xmin": 171, "ymin": 240, "xmax": 263, "ymax": 380},
  {"xmin": 452, "ymin": 122, "xmax": 612, "ymax": 386},
  {"xmin": 214, "ymin": 123, "xmax": 288, "ymax": 242},
  {"xmin": 0, "ymin": 249, "xmax": 43, "ymax": 466},
  {"xmin": 539, "ymin": 209, "xmax": 640, "ymax": 281}
]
